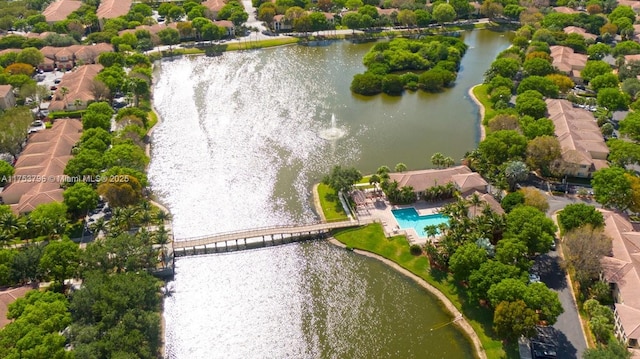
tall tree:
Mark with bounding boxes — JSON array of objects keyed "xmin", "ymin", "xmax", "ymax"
[
  {"xmin": 39, "ymin": 239, "xmax": 80, "ymax": 285},
  {"xmin": 322, "ymin": 166, "xmax": 362, "ymax": 194},
  {"xmin": 493, "ymin": 300, "xmax": 538, "ymax": 342},
  {"xmin": 504, "ymin": 160, "xmax": 528, "ymax": 192},
  {"xmin": 592, "ymin": 167, "xmax": 633, "ymax": 211},
  {"xmin": 432, "ymin": 3, "xmax": 456, "ymax": 25},
  {"xmin": 564, "ymin": 225, "xmax": 612, "ymax": 286}
]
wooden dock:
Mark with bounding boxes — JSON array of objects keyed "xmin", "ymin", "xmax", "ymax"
[{"xmin": 172, "ymin": 219, "xmax": 371, "ymax": 256}]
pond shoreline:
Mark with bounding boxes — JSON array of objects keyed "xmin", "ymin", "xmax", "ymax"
[
  {"xmin": 468, "ymin": 84, "xmax": 486, "ymax": 142},
  {"xmin": 327, "ymin": 237, "xmax": 487, "ymax": 359},
  {"xmin": 312, "ymin": 183, "xmax": 485, "ymax": 359}
]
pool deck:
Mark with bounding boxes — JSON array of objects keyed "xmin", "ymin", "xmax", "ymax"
[{"xmin": 354, "ymin": 198, "xmax": 452, "ymax": 245}]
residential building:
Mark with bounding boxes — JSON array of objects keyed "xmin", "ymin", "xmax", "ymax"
[
  {"xmin": 553, "ymin": 6, "xmax": 580, "ymax": 14},
  {"xmin": 546, "ymin": 99, "xmax": 609, "ymax": 178},
  {"xmin": 48, "ymin": 64, "xmax": 103, "ymax": 111},
  {"xmin": 273, "ymin": 15, "xmax": 291, "ymax": 32},
  {"xmin": 0, "ymin": 119, "xmax": 82, "ymax": 214},
  {"xmin": 563, "ymin": 26, "xmax": 598, "ymax": 41},
  {"xmin": 118, "ymin": 23, "xmax": 178, "ymax": 37},
  {"xmin": 600, "ymin": 210, "xmax": 640, "ymax": 358},
  {"xmin": 550, "ymin": 45, "xmax": 588, "ymax": 81},
  {"xmin": 38, "ymin": 44, "xmax": 113, "ymax": 71},
  {"xmin": 0, "ymin": 85, "xmax": 16, "ymax": 109},
  {"xmin": 97, "ymin": 0, "xmax": 133, "ymax": 28},
  {"xmin": 42, "ymin": 0, "xmax": 83, "ymax": 23},
  {"xmin": 203, "ymin": 0, "xmax": 226, "ymax": 18},
  {"xmin": 213, "ymin": 20, "xmax": 235, "ymax": 37},
  {"xmin": 618, "ymin": 0, "xmax": 640, "ymax": 13},
  {"xmin": 388, "ymin": 165, "xmax": 488, "ymax": 197}
]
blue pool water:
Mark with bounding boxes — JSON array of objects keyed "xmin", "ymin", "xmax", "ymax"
[{"xmin": 391, "ymin": 208, "xmax": 448, "ymax": 237}]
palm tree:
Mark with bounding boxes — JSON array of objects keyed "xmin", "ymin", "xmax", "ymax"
[
  {"xmin": 468, "ymin": 192, "xmax": 482, "ymax": 217},
  {"xmin": 60, "ymin": 86, "xmax": 69, "ymax": 108},
  {"xmin": 0, "ymin": 212, "xmax": 20, "ymax": 234},
  {"xmin": 442, "ymin": 156, "xmax": 455, "ymax": 168},
  {"xmin": 431, "ymin": 152, "xmax": 445, "ymax": 168},
  {"xmin": 377, "ymin": 165, "xmax": 390, "ymax": 176},
  {"xmin": 89, "ymin": 217, "xmax": 107, "ymax": 238},
  {"xmin": 0, "ymin": 230, "xmax": 14, "ymax": 248},
  {"xmin": 395, "ymin": 163, "xmax": 407, "ymax": 173},
  {"xmin": 424, "ymin": 225, "xmax": 439, "ymax": 241},
  {"xmin": 121, "ymin": 207, "xmax": 139, "ymax": 230},
  {"xmin": 155, "ymin": 210, "xmax": 171, "ymax": 225},
  {"xmin": 154, "ymin": 225, "xmax": 170, "ymax": 245},
  {"xmin": 140, "ymin": 210, "xmax": 153, "ymax": 229}
]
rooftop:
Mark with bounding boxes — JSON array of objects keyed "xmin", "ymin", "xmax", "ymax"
[
  {"xmin": 42, "ymin": 0, "xmax": 83, "ymax": 23},
  {"xmin": 97, "ymin": 0, "xmax": 133, "ymax": 19},
  {"xmin": 388, "ymin": 165, "xmax": 487, "ymax": 193},
  {"xmin": 550, "ymin": 46, "xmax": 588, "ymax": 76},
  {"xmin": 546, "ymin": 99, "xmax": 609, "ymax": 167},
  {"xmin": 0, "ymin": 85, "xmax": 12, "ymax": 97},
  {"xmin": 1, "ymin": 119, "xmax": 82, "ymax": 214},
  {"xmin": 49, "ymin": 64, "xmax": 103, "ymax": 111},
  {"xmin": 600, "ymin": 210, "xmax": 640, "ymax": 342}
]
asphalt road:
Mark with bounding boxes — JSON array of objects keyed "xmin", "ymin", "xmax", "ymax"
[
  {"xmin": 535, "ymin": 249, "xmax": 587, "ymax": 359},
  {"xmin": 530, "ymin": 190, "xmax": 594, "ymax": 359}
]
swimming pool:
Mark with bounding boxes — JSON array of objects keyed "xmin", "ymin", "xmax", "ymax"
[{"xmin": 391, "ymin": 208, "xmax": 448, "ymax": 237}]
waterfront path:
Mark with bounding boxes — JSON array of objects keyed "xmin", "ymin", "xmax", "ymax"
[{"xmin": 173, "ymin": 219, "xmax": 373, "ymax": 249}]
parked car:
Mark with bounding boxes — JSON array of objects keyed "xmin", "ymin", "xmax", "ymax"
[
  {"xmin": 529, "ymin": 273, "xmax": 541, "ymax": 283},
  {"xmin": 54, "ymin": 78, "xmax": 61, "ymax": 84},
  {"xmin": 50, "ymin": 85, "xmax": 57, "ymax": 90}
]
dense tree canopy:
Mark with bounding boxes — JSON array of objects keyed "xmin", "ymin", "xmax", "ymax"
[
  {"xmin": 505, "ymin": 205, "xmax": 556, "ymax": 255},
  {"xmin": 592, "ymin": 167, "xmax": 633, "ymax": 210},
  {"xmin": 323, "ymin": 166, "xmax": 362, "ymax": 194},
  {"xmin": 558, "ymin": 203, "xmax": 604, "ymax": 233},
  {"xmin": 449, "ymin": 242, "xmax": 487, "ymax": 281}
]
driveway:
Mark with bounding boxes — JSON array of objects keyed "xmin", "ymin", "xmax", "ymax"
[
  {"xmin": 535, "ymin": 250, "xmax": 586, "ymax": 359},
  {"xmin": 529, "ymin": 189, "xmax": 594, "ymax": 358}
]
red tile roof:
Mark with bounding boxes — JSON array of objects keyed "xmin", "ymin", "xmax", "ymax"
[
  {"xmin": 97, "ymin": 0, "xmax": 133, "ymax": 19},
  {"xmin": 1, "ymin": 119, "xmax": 82, "ymax": 214},
  {"xmin": 203, "ymin": 0, "xmax": 226, "ymax": 12},
  {"xmin": 42, "ymin": 0, "xmax": 83, "ymax": 23},
  {"xmin": 49, "ymin": 64, "xmax": 103, "ymax": 111}
]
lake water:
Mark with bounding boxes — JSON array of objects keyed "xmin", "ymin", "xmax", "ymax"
[{"xmin": 151, "ymin": 30, "xmax": 512, "ymax": 359}]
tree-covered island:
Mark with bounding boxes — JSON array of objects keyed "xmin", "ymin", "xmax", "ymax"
[{"xmin": 350, "ymin": 36, "xmax": 468, "ymax": 96}]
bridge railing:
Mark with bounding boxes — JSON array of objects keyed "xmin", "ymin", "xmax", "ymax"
[{"xmin": 174, "ymin": 220, "xmax": 360, "ymax": 243}]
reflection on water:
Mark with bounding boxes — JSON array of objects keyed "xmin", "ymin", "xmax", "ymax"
[
  {"xmin": 152, "ymin": 30, "xmax": 512, "ymax": 359},
  {"xmin": 164, "ymin": 242, "xmax": 474, "ymax": 359}
]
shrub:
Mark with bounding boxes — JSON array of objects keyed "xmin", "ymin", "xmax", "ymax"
[
  {"xmin": 501, "ymin": 191, "xmax": 525, "ymax": 212},
  {"xmin": 410, "ymin": 244, "xmax": 423, "ymax": 255},
  {"xmin": 381, "ymin": 74, "xmax": 403, "ymax": 95},
  {"xmin": 49, "ymin": 110, "xmax": 85, "ymax": 119},
  {"xmin": 351, "ymin": 72, "xmax": 382, "ymax": 95}
]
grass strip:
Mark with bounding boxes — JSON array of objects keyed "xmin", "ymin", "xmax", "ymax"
[{"xmin": 332, "ymin": 223, "xmax": 512, "ymax": 359}]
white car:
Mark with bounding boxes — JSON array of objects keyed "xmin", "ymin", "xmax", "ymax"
[{"xmin": 529, "ymin": 273, "xmax": 541, "ymax": 284}]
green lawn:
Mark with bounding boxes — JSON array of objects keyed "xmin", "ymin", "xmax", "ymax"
[
  {"xmin": 332, "ymin": 223, "xmax": 511, "ymax": 359},
  {"xmin": 147, "ymin": 110, "xmax": 158, "ymax": 132},
  {"xmin": 317, "ymin": 183, "xmax": 349, "ymax": 221},
  {"xmin": 225, "ymin": 37, "xmax": 299, "ymax": 51},
  {"xmin": 472, "ymin": 84, "xmax": 497, "ymax": 125}
]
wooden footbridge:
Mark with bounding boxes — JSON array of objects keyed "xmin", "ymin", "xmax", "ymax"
[{"xmin": 172, "ymin": 219, "xmax": 373, "ymax": 257}]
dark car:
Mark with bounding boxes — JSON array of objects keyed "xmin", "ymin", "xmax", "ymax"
[
  {"xmin": 54, "ymin": 78, "xmax": 61, "ymax": 84},
  {"xmin": 50, "ymin": 85, "xmax": 57, "ymax": 90}
]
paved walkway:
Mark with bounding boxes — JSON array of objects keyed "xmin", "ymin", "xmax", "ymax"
[{"xmin": 173, "ymin": 219, "xmax": 368, "ymax": 249}]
